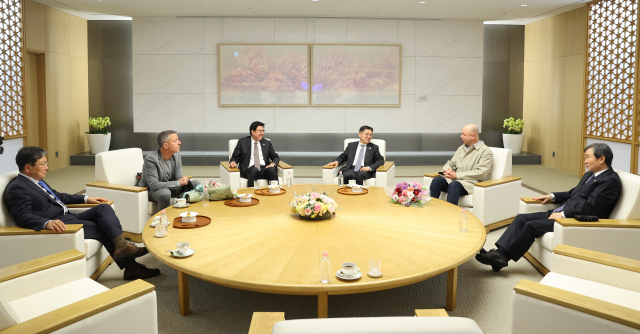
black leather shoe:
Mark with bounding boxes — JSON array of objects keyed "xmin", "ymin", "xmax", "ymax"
[
  {"xmin": 123, "ymin": 262, "xmax": 161, "ymax": 280},
  {"xmin": 475, "ymin": 249, "xmax": 508, "ymax": 270}
]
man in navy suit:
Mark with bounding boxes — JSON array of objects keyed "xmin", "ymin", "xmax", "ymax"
[
  {"xmin": 229, "ymin": 121, "xmax": 280, "ymax": 187},
  {"xmin": 326, "ymin": 125, "xmax": 385, "ymax": 185},
  {"xmin": 476, "ymin": 143, "xmax": 622, "ymax": 271},
  {"xmin": 4, "ymin": 147, "xmax": 161, "ymax": 280}
]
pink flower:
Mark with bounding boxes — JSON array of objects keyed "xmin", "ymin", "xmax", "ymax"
[
  {"xmin": 399, "ymin": 196, "xmax": 406, "ymax": 203},
  {"xmin": 311, "ymin": 192, "xmax": 321, "ymax": 199},
  {"xmin": 328, "ymin": 205, "xmax": 335, "ymax": 212},
  {"xmin": 402, "ymin": 190, "xmax": 408, "ymax": 196},
  {"xmin": 304, "ymin": 208, "xmax": 312, "ymax": 216},
  {"xmin": 314, "ymin": 203, "xmax": 322, "ymax": 212},
  {"xmin": 407, "ymin": 186, "xmax": 414, "ymax": 192}
]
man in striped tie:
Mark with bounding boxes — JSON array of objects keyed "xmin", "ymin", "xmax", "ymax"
[{"xmin": 475, "ymin": 143, "xmax": 622, "ymax": 271}]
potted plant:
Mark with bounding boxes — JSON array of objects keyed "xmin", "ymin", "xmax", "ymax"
[
  {"xmin": 502, "ymin": 117, "xmax": 524, "ymax": 154},
  {"xmin": 86, "ymin": 116, "xmax": 111, "ymax": 155}
]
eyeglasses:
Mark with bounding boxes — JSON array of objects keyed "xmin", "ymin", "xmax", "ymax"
[{"xmin": 31, "ymin": 162, "xmax": 49, "ymax": 166}]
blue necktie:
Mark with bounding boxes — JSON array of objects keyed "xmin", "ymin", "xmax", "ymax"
[
  {"xmin": 354, "ymin": 144, "xmax": 366, "ymax": 172},
  {"xmin": 553, "ymin": 173, "xmax": 595, "ymax": 213},
  {"xmin": 38, "ymin": 180, "xmax": 69, "ymax": 213}
]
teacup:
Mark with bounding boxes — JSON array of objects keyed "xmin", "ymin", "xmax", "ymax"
[
  {"xmin": 176, "ymin": 198, "xmax": 187, "ymax": 206},
  {"xmin": 270, "ymin": 180, "xmax": 279, "ymax": 186},
  {"xmin": 341, "ymin": 262, "xmax": 359, "ymax": 277},
  {"xmin": 268, "ymin": 185, "xmax": 280, "ymax": 193},
  {"xmin": 177, "ymin": 242, "xmax": 190, "ymax": 255},
  {"xmin": 238, "ymin": 194, "xmax": 253, "ymax": 202},
  {"xmin": 348, "ymin": 180, "xmax": 356, "ymax": 186},
  {"xmin": 351, "ymin": 185, "xmax": 363, "ymax": 192}
]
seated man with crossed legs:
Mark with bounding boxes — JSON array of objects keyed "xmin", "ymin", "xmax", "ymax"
[{"xmin": 229, "ymin": 121, "xmax": 280, "ymax": 188}]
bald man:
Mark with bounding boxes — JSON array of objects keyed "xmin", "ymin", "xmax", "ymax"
[{"xmin": 429, "ymin": 124, "xmax": 493, "ymax": 205}]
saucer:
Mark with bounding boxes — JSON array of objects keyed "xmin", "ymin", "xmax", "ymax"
[
  {"xmin": 367, "ymin": 272, "xmax": 383, "ymax": 278},
  {"xmin": 336, "ymin": 268, "xmax": 362, "ymax": 280},
  {"xmin": 167, "ymin": 248, "xmax": 195, "ymax": 257},
  {"xmin": 173, "ymin": 203, "xmax": 190, "ymax": 208}
]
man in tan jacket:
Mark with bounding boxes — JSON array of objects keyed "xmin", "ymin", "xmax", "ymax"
[{"xmin": 430, "ymin": 124, "xmax": 493, "ymax": 205}]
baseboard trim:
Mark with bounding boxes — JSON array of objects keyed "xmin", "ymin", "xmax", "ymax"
[
  {"xmin": 485, "ymin": 217, "xmax": 514, "ymax": 233},
  {"xmin": 524, "ymin": 252, "xmax": 550, "ymax": 275},
  {"xmin": 90, "ymin": 256, "xmax": 114, "ymax": 280},
  {"xmin": 123, "ymin": 232, "xmax": 143, "ymax": 243}
]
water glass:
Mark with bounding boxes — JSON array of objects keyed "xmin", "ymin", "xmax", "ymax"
[
  {"xmin": 155, "ymin": 218, "xmax": 168, "ymax": 238},
  {"xmin": 369, "ymin": 258, "xmax": 382, "ymax": 276},
  {"xmin": 363, "ymin": 179, "xmax": 370, "ymax": 189}
]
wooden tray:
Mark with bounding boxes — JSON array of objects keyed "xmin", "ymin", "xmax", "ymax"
[
  {"xmin": 224, "ymin": 198, "xmax": 260, "ymax": 207},
  {"xmin": 173, "ymin": 215, "xmax": 211, "ymax": 229},
  {"xmin": 255, "ymin": 188, "xmax": 287, "ymax": 196},
  {"xmin": 337, "ymin": 187, "xmax": 369, "ymax": 195}
]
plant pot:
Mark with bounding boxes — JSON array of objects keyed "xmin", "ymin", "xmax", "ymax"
[
  {"xmin": 87, "ymin": 133, "xmax": 111, "ymax": 155},
  {"xmin": 503, "ymin": 133, "xmax": 524, "ymax": 155},
  {"xmin": 298, "ymin": 212, "xmax": 333, "ymax": 220}
]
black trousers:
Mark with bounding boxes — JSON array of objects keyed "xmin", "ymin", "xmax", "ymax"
[
  {"xmin": 341, "ymin": 168, "xmax": 373, "ymax": 185},
  {"xmin": 429, "ymin": 176, "xmax": 468, "ymax": 205},
  {"xmin": 242, "ymin": 165, "xmax": 278, "ymax": 187},
  {"xmin": 59, "ymin": 204, "xmax": 132, "ymax": 270},
  {"xmin": 495, "ymin": 211, "xmax": 555, "ymax": 262}
]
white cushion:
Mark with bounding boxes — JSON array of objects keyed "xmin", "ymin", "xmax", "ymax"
[
  {"xmin": 9, "ymin": 278, "xmax": 108, "ymax": 322},
  {"xmin": 0, "ymin": 293, "xmax": 18, "ymax": 330},
  {"xmin": 344, "ymin": 139, "xmax": 386, "ymax": 159},
  {"xmin": 610, "ymin": 170, "xmax": 640, "ymax": 220},
  {"xmin": 540, "ymin": 272, "xmax": 640, "ymax": 311},
  {"xmin": 84, "ymin": 239, "xmax": 103, "ymax": 259},
  {"xmin": 534, "ymin": 232, "xmax": 554, "ymax": 251},
  {"xmin": 489, "ymin": 147, "xmax": 511, "ymax": 179},
  {"xmin": 95, "ymin": 148, "xmax": 144, "ymax": 186},
  {"xmin": 0, "ymin": 171, "xmax": 20, "ymax": 227},
  {"xmin": 272, "ymin": 317, "xmax": 484, "ymax": 334}
]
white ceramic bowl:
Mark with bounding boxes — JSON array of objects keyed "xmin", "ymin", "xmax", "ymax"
[
  {"xmin": 180, "ymin": 212, "xmax": 198, "ymax": 223},
  {"xmin": 238, "ymin": 194, "xmax": 253, "ymax": 202},
  {"xmin": 352, "ymin": 185, "xmax": 363, "ymax": 192},
  {"xmin": 268, "ymin": 185, "xmax": 281, "ymax": 193}
]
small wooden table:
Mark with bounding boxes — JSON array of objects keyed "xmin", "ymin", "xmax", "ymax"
[{"xmin": 142, "ymin": 185, "xmax": 486, "ymax": 318}]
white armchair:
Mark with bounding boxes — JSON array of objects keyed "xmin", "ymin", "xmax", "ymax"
[
  {"xmin": 322, "ymin": 139, "xmax": 395, "ymax": 188},
  {"xmin": 423, "ymin": 147, "xmax": 521, "ymax": 232},
  {"xmin": 0, "ymin": 250, "xmax": 157, "ymax": 334},
  {"xmin": 0, "ymin": 171, "xmax": 111, "ymax": 278},
  {"xmin": 220, "ymin": 139, "xmax": 292, "ymax": 189},
  {"xmin": 522, "ymin": 170, "xmax": 640, "ymax": 274},
  {"xmin": 248, "ymin": 309, "xmax": 483, "ymax": 334},
  {"xmin": 512, "ymin": 244, "xmax": 640, "ymax": 334}
]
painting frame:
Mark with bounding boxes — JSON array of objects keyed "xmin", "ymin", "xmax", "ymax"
[
  {"xmin": 217, "ymin": 43, "xmax": 311, "ymax": 107},
  {"xmin": 310, "ymin": 44, "xmax": 402, "ymax": 108}
]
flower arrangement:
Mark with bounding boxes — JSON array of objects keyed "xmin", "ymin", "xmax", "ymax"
[
  {"xmin": 387, "ymin": 181, "xmax": 430, "ymax": 208},
  {"xmin": 503, "ymin": 117, "xmax": 524, "ymax": 134},
  {"xmin": 206, "ymin": 180, "xmax": 226, "ymax": 188},
  {"xmin": 87, "ymin": 117, "xmax": 111, "ymax": 134},
  {"xmin": 290, "ymin": 190, "xmax": 338, "ymax": 220}
]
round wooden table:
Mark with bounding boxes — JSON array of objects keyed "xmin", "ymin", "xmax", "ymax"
[{"xmin": 142, "ymin": 184, "xmax": 486, "ymax": 318}]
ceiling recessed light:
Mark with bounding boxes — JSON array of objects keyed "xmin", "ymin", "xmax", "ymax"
[
  {"xmin": 419, "ymin": 1, "xmax": 425, "ymax": 3},
  {"xmin": 521, "ymin": 4, "xmax": 527, "ymax": 6},
  {"xmin": 313, "ymin": 0, "xmax": 319, "ymax": 2}
]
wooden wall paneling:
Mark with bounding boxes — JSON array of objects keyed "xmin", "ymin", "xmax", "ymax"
[
  {"xmin": 36, "ymin": 53, "xmax": 47, "ymax": 150},
  {"xmin": 44, "ymin": 6, "xmax": 69, "ymax": 55},
  {"xmin": 542, "ymin": 13, "xmax": 567, "ymax": 60},
  {"xmin": 540, "ymin": 57, "xmax": 566, "ymax": 167},
  {"xmin": 25, "ymin": 53, "xmax": 39, "ymax": 147},
  {"xmin": 563, "ymin": 54, "xmax": 586, "ymax": 174},
  {"xmin": 70, "ymin": 56, "xmax": 89, "ymax": 153},
  {"xmin": 524, "ymin": 20, "xmax": 543, "ymax": 62},
  {"xmin": 522, "ymin": 60, "xmax": 542, "ymax": 154},
  {"xmin": 23, "ymin": 0, "xmax": 45, "ymax": 52},
  {"xmin": 0, "ymin": 0, "xmax": 26, "ymax": 139},
  {"xmin": 45, "ymin": 52, "xmax": 70, "ymax": 169},
  {"xmin": 566, "ymin": 6, "xmax": 587, "ymax": 57},
  {"xmin": 69, "ymin": 15, "xmax": 87, "ymax": 58}
]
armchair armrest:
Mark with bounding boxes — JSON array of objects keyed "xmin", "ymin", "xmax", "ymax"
[
  {"xmin": 67, "ymin": 200, "xmax": 114, "ymax": 209},
  {"xmin": 1, "ymin": 279, "xmax": 155, "ymax": 334},
  {"xmin": 323, "ymin": 164, "xmax": 336, "ymax": 169},
  {"xmin": 220, "ymin": 161, "xmax": 240, "ymax": 172},
  {"xmin": 475, "ymin": 176, "xmax": 521, "ymax": 188},
  {"xmin": 377, "ymin": 161, "xmax": 394, "ymax": 172},
  {"xmin": 278, "ymin": 161, "xmax": 293, "ymax": 169},
  {"xmin": 0, "ymin": 224, "xmax": 83, "ymax": 236},
  {"xmin": 86, "ymin": 182, "xmax": 147, "ymax": 193},
  {"xmin": 555, "ymin": 218, "xmax": 640, "ymax": 229},
  {"xmin": 521, "ymin": 197, "xmax": 544, "ymax": 204},
  {"xmin": 0, "ymin": 249, "xmax": 84, "ymax": 283},
  {"xmin": 514, "ymin": 279, "xmax": 640, "ymax": 330},
  {"xmin": 415, "ymin": 309, "xmax": 448, "ymax": 317},
  {"xmin": 248, "ymin": 312, "xmax": 285, "ymax": 334},
  {"xmin": 554, "ymin": 244, "xmax": 640, "ymax": 274},
  {"xmin": 424, "ymin": 172, "xmax": 439, "ymax": 178}
]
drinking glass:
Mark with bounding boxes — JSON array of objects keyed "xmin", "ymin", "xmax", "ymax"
[{"xmin": 369, "ymin": 258, "xmax": 382, "ymax": 276}]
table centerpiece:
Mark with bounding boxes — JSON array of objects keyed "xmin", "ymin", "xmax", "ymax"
[{"xmin": 290, "ymin": 189, "xmax": 338, "ymax": 220}]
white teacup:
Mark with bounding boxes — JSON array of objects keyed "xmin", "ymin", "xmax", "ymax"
[
  {"xmin": 341, "ymin": 262, "xmax": 359, "ymax": 277},
  {"xmin": 348, "ymin": 180, "xmax": 356, "ymax": 186},
  {"xmin": 176, "ymin": 198, "xmax": 187, "ymax": 206},
  {"xmin": 270, "ymin": 180, "xmax": 278, "ymax": 186},
  {"xmin": 238, "ymin": 194, "xmax": 253, "ymax": 202},
  {"xmin": 177, "ymin": 242, "xmax": 190, "ymax": 255},
  {"xmin": 268, "ymin": 185, "xmax": 280, "ymax": 193}
]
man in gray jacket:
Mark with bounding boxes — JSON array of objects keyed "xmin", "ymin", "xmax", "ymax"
[
  {"xmin": 430, "ymin": 124, "xmax": 493, "ymax": 205},
  {"xmin": 139, "ymin": 130, "xmax": 200, "ymax": 210}
]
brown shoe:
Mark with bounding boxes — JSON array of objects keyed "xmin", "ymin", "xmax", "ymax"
[
  {"xmin": 114, "ymin": 243, "xmax": 149, "ymax": 260},
  {"xmin": 123, "ymin": 262, "xmax": 161, "ymax": 280}
]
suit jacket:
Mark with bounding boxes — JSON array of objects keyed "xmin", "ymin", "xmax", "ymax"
[
  {"xmin": 3, "ymin": 175, "xmax": 85, "ymax": 231},
  {"xmin": 138, "ymin": 149, "xmax": 184, "ymax": 193},
  {"xmin": 553, "ymin": 168, "xmax": 621, "ymax": 218},
  {"xmin": 335, "ymin": 141, "xmax": 385, "ymax": 177},
  {"xmin": 230, "ymin": 136, "xmax": 280, "ymax": 175},
  {"xmin": 442, "ymin": 141, "xmax": 493, "ymax": 194}
]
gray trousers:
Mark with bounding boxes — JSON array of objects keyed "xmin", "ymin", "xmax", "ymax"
[{"xmin": 149, "ymin": 180, "xmax": 201, "ymax": 210}]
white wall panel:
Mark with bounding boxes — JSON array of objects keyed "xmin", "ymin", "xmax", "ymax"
[
  {"xmin": 133, "ymin": 17, "xmax": 203, "ymax": 55},
  {"xmin": 275, "ymin": 18, "xmax": 307, "ymax": 43},
  {"xmin": 203, "ymin": 94, "xmax": 274, "ymax": 133},
  {"xmin": 346, "ymin": 19, "xmax": 398, "ymax": 44},
  {"xmin": 414, "ymin": 95, "xmax": 482, "ymax": 133},
  {"xmin": 203, "ymin": 55, "xmax": 217, "ymax": 94},
  {"xmin": 133, "ymin": 94, "xmax": 204, "ymax": 133},
  {"xmin": 203, "ymin": 18, "xmax": 222, "ymax": 55},
  {"xmin": 401, "ymin": 56, "xmax": 416, "ymax": 95},
  {"xmin": 416, "ymin": 57, "xmax": 483, "ymax": 95},
  {"xmin": 306, "ymin": 18, "xmax": 346, "ymax": 43},
  {"xmin": 345, "ymin": 96, "xmax": 415, "ymax": 133},
  {"xmin": 416, "ymin": 20, "xmax": 483, "ymax": 57},
  {"xmin": 274, "ymin": 107, "xmax": 346, "ymax": 133},
  {"xmin": 586, "ymin": 138, "xmax": 631, "ymax": 173},
  {"xmin": 222, "ymin": 18, "xmax": 275, "ymax": 43},
  {"xmin": 133, "ymin": 55, "xmax": 203, "ymax": 94},
  {"xmin": 398, "ymin": 20, "xmax": 416, "ymax": 57}
]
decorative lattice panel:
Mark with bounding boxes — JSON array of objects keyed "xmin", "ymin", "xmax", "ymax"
[
  {"xmin": 0, "ymin": 0, "xmax": 23, "ymax": 138},
  {"xmin": 585, "ymin": 0, "xmax": 638, "ymax": 141}
]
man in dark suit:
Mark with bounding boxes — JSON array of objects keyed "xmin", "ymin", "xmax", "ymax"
[
  {"xmin": 229, "ymin": 121, "xmax": 280, "ymax": 187},
  {"xmin": 326, "ymin": 125, "xmax": 385, "ymax": 185},
  {"xmin": 476, "ymin": 143, "xmax": 622, "ymax": 271},
  {"xmin": 4, "ymin": 146, "xmax": 161, "ymax": 280}
]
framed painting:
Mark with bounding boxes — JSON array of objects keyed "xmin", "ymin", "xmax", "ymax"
[
  {"xmin": 311, "ymin": 44, "xmax": 401, "ymax": 107},
  {"xmin": 218, "ymin": 43, "xmax": 310, "ymax": 107}
]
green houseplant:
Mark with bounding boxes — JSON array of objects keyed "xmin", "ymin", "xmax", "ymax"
[
  {"xmin": 502, "ymin": 117, "xmax": 525, "ymax": 154},
  {"xmin": 86, "ymin": 117, "xmax": 112, "ymax": 155}
]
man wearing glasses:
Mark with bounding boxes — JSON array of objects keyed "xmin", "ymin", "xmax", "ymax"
[
  {"xmin": 229, "ymin": 121, "xmax": 280, "ymax": 187},
  {"xmin": 3, "ymin": 146, "xmax": 161, "ymax": 280}
]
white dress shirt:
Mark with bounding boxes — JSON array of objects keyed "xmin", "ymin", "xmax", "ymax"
[
  {"xmin": 249, "ymin": 138, "xmax": 265, "ymax": 167},
  {"xmin": 551, "ymin": 168, "xmax": 608, "ymax": 218}
]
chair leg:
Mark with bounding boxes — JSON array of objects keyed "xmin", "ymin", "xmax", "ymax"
[{"xmin": 90, "ymin": 256, "xmax": 114, "ymax": 280}]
